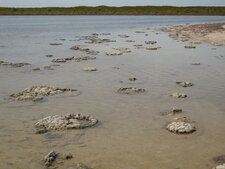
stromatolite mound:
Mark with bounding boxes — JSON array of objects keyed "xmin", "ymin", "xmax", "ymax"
[
  {"xmin": 44, "ymin": 150, "xmax": 58, "ymax": 167},
  {"xmin": 176, "ymin": 81, "xmax": 193, "ymax": 87},
  {"xmin": 35, "ymin": 113, "xmax": 98, "ymax": 134},
  {"xmin": 52, "ymin": 56, "xmax": 96, "ymax": 63},
  {"xmin": 70, "ymin": 45, "xmax": 99, "ymax": 55},
  {"xmin": 170, "ymin": 92, "xmax": 187, "ymax": 98},
  {"xmin": 160, "ymin": 107, "xmax": 182, "ymax": 116},
  {"xmin": 166, "ymin": 117, "xmax": 196, "ymax": 134},
  {"xmin": 117, "ymin": 87, "xmax": 145, "ymax": 94},
  {"xmin": 112, "ymin": 47, "xmax": 131, "ymax": 53},
  {"xmin": 74, "ymin": 163, "xmax": 93, "ymax": 169},
  {"xmin": 213, "ymin": 164, "xmax": 225, "ymax": 169},
  {"xmin": 10, "ymin": 85, "xmax": 77, "ymax": 101},
  {"xmin": 0, "ymin": 61, "xmax": 30, "ymax": 67},
  {"xmin": 44, "ymin": 150, "xmax": 73, "ymax": 167}
]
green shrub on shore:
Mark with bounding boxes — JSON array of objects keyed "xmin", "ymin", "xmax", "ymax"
[{"xmin": 0, "ymin": 6, "xmax": 225, "ymax": 15}]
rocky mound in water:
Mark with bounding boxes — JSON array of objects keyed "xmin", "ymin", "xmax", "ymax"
[
  {"xmin": 112, "ymin": 47, "xmax": 131, "ymax": 53},
  {"xmin": 213, "ymin": 164, "xmax": 225, "ymax": 169},
  {"xmin": 170, "ymin": 92, "xmax": 187, "ymax": 98},
  {"xmin": 166, "ymin": 117, "xmax": 196, "ymax": 134},
  {"xmin": 52, "ymin": 56, "xmax": 96, "ymax": 63},
  {"xmin": 70, "ymin": 45, "xmax": 99, "ymax": 55},
  {"xmin": 35, "ymin": 113, "xmax": 98, "ymax": 134},
  {"xmin": 0, "ymin": 61, "xmax": 30, "ymax": 67},
  {"xmin": 10, "ymin": 85, "xmax": 77, "ymax": 101},
  {"xmin": 160, "ymin": 107, "xmax": 182, "ymax": 116},
  {"xmin": 85, "ymin": 37, "xmax": 116, "ymax": 44},
  {"xmin": 176, "ymin": 81, "xmax": 193, "ymax": 87},
  {"xmin": 117, "ymin": 87, "xmax": 145, "ymax": 94},
  {"xmin": 44, "ymin": 150, "xmax": 73, "ymax": 167}
]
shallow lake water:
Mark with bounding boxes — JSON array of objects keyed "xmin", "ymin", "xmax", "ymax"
[{"xmin": 0, "ymin": 16, "xmax": 225, "ymax": 169}]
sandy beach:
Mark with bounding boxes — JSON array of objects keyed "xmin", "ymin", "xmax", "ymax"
[{"xmin": 162, "ymin": 22, "xmax": 225, "ymax": 46}]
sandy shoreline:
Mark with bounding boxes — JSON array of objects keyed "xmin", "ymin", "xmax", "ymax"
[{"xmin": 162, "ymin": 22, "xmax": 225, "ymax": 46}]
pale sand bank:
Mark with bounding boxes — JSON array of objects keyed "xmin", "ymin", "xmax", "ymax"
[{"xmin": 162, "ymin": 22, "xmax": 225, "ymax": 46}]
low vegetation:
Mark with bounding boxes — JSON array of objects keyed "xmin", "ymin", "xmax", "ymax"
[{"xmin": 0, "ymin": 6, "xmax": 225, "ymax": 15}]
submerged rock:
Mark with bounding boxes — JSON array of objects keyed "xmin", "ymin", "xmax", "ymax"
[
  {"xmin": 32, "ymin": 68, "xmax": 41, "ymax": 71},
  {"xmin": 85, "ymin": 37, "xmax": 116, "ymax": 44},
  {"xmin": 133, "ymin": 44, "xmax": 143, "ymax": 47},
  {"xmin": 44, "ymin": 150, "xmax": 58, "ymax": 167},
  {"xmin": 43, "ymin": 66, "xmax": 54, "ymax": 70},
  {"xmin": 160, "ymin": 107, "xmax": 182, "ymax": 116},
  {"xmin": 145, "ymin": 41, "xmax": 157, "ymax": 45},
  {"xmin": 35, "ymin": 113, "xmax": 98, "ymax": 133},
  {"xmin": 44, "ymin": 150, "xmax": 73, "ymax": 167},
  {"xmin": 10, "ymin": 85, "xmax": 77, "ymax": 101},
  {"xmin": 70, "ymin": 45, "xmax": 99, "ymax": 55},
  {"xmin": 192, "ymin": 62, "xmax": 200, "ymax": 65},
  {"xmin": 49, "ymin": 43, "xmax": 62, "ymax": 46},
  {"xmin": 176, "ymin": 81, "xmax": 193, "ymax": 87},
  {"xmin": 73, "ymin": 163, "xmax": 92, "ymax": 169},
  {"xmin": 126, "ymin": 40, "xmax": 135, "ymax": 42},
  {"xmin": 166, "ymin": 117, "xmax": 196, "ymax": 134},
  {"xmin": 0, "ymin": 61, "xmax": 30, "ymax": 67},
  {"xmin": 112, "ymin": 47, "xmax": 131, "ymax": 53},
  {"xmin": 82, "ymin": 67, "xmax": 97, "ymax": 71},
  {"xmin": 146, "ymin": 47, "xmax": 160, "ymax": 50},
  {"xmin": 106, "ymin": 51, "xmax": 123, "ymax": 56},
  {"xmin": 45, "ymin": 54, "xmax": 53, "ymax": 58},
  {"xmin": 184, "ymin": 45, "xmax": 196, "ymax": 49},
  {"xmin": 170, "ymin": 92, "xmax": 187, "ymax": 98},
  {"xmin": 118, "ymin": 34, "xmax": 129, "ymax": 38},
  {"xmin": 129, "ymin": 77, "xmax": 137, "ymax": 81},
  {"xmin": 135, "ymin": 31, "xmax": 145, "ymax": 33},
  {"xmin": 52, "ymin": 56, "xmax": 96, "ymax": 63},
  {"xmin": 118, "ymin": 87, "xmax": 145, "ymax": 94}
]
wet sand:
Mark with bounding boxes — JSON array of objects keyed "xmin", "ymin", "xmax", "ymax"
[
  {"xmin": 162, "ymin": 22, "xmax": 225, "ymax": 46},
  {"xmin": 0, "ymin": 16, "xmax": 225, "ymax": 169}
]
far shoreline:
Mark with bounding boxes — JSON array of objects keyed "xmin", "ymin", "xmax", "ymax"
[
  {"xmin": 1, "ymin": 6, "xmax": 225, "ymax": 15},
  {"xmin": 1, "ymin": 14, "xmax": 225, "ymax": 16}
]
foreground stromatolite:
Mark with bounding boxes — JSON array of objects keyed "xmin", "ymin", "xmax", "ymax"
[
  {"xmin": 44, "ymin": 150, "xmax": 58, "ymax": 167},
  {"xmin": 10, "ymin": 85, "xmax": 77, "ymax": 101},
  {"xmin": 166, "ymin": 117, "xmax": 196, "ymax": 134},
  {"xmin": 44, "ymin": 150, "xmax": 73, "ymax": 167},
  {"xmin": 117, "ymin": 87, "xmax": 145, "ymax": 94},
  {"xmin": 35, "ymin": 113, "xmax": 98, "ymax": 134},
  {"xmin": 213, "ymin": 164, "xmax": 225, "ymax": 169}
]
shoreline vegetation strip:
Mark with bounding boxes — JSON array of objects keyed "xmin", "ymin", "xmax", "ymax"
[{"xmin": 0, "ymin": 6, "xmax": 225, "ymax": 15}]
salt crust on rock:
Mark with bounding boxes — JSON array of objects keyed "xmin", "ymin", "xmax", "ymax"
[
  {"xmin": 35, "ymin": 113, "xmax": 98, "ymax": 133},
  {"xmin": 117, "ymin": 87, "xmax": 145, "ymax": 94},
  {"xmin": 10, "ymin": 85, "xmax": 76, "ymax": 101},
  {"xmin": 166, "ymin": 117, "xmax": 196, "ymax": 134}
]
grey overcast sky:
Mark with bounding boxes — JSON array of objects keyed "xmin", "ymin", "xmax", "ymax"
[{"xmin": 0, "ymin": 0, "xmax": 225, "ymax": 7}]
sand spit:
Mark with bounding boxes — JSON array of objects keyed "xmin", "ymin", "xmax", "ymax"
[{"xmin": 161, "ymin": 22, "xmax": 225, "ymax": 46}]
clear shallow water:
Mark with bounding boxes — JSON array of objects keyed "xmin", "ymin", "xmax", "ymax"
[{"xmin": 0, "ymin": 16, "xmax": 225, "ymax": 169}]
